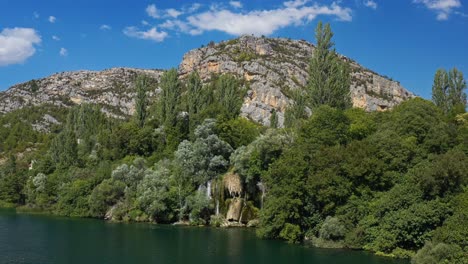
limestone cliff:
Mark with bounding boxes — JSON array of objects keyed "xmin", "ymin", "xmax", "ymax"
[
  {"xmin": 179, "ymin": 35, "xmax": 413, "ymax": 126},
  {"xmin": 0, "ymin": 36, "xmax": 413, "ymax": 126}
]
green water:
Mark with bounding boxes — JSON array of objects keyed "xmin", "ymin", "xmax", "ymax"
[{"xmin": 0, "ymin": 209, "xmax": 407, "ymax": 264}]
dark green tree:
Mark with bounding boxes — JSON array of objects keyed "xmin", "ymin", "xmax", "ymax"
[
  {"xmin": 214, "ymin": 74, "xmax": 243, "ymax": 119},
  {"xmin": 432, "ymin": 69, "xmax": 450, "ymax": 114},
  {"xmin": 432, "ymin": 68, "xmax": 467, "ymax": 116},
  {"xmin": 270, "ymin": 109, "xmax": 279, "ymax": 128},
  {"xmin": 135, "ymin": 75, "xmax": 150, "ymax": 128},
  {"xmin": 160, "ymin": 69, "xmax": 182, "ymax": 127},
  {"xmin": 307, "ymin": 21, "xmax": 351, "ymax": 110},
  {"xmin": 448, "ymin": 68, "xmax": 467, "ymax": 115}
]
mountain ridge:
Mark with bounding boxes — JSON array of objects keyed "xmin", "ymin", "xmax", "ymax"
[{"xmin": 0, "ymin": 35, "xmax": 414, "ymax": 127}]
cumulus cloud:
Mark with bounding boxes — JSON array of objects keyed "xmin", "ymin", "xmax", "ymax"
[
  {"xmin": 123, "ymin": 26, "xmax": 168, "ymax": 42},
  {"xmin": 364, "ymin": 0, "xmax": 378, "ymax": 9},
  {"xmin": 52, "ymin": 35, "xmax": 60, "ymax": 41},
  {"xmin": 166, "ymin": 8, "xmax": 183, "ymax": 18},
  {"xmin": 185, "ymin": 2, "xmax": 352, "ymax": 36},
  {"xmin": 146, "ymin": 4, "xmax": 159, "ymax": 18},
  {"xmin": 59, "ymin": 47, "xmax": 68, "ymax": 56},
  {"xmin": 187, "ymin": 3, "xmax": 202, "ymax": 13},
  {"xmin": 100, "ymin": 24, "xmax": 111, "ymax": 30},
  {"xmin": 0, "ymin": 27, "xmax": 41, "ymax": 66},
  {"xmin": 229, "ymin": 1, "xmax": 243, "ymax": 9},
  {"xmin": 48, "ymin": 16, "xmax": 56, "ymax": 23},
  {"xmin": 413, "ymin": 0, "xmax": 462, "ymax": 20},
  {"xmin": 129, "ymin": 1, "xmax": 351, "ymax": 41}
]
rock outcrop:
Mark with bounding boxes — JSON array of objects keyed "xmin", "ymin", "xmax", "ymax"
[
  {"xmin": 0, "ymin": 68, "xmax": 163, "ymax": 118},
  {"xmin": 179, "ymin": 35, "xmax": 413, "ymax": 126},
  {"xmin": 0, "ymin": 36, "xmax": 414, "ymax": 126}
]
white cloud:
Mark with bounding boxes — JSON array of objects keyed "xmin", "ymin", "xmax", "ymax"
[
  {"xmin": 123, "ymin": 26, "xmax": 168, "ymax": 42},
  {"xmin": 284, "ymin": 0, "xmax": 310, "ymax": 8},
  {"xmin": 52, "ymin": 35, "xmax": 60, "ymax": 41},
  {"xmin": 160, "ymin": 20, "xmax": 191, "ymax": 32},
  {"xmin": 0, "ymin": 27, "xmax": 41, "ymax": 66},
  {"xmin": 146, "ymin": 4, "xmax": 159, "ymax": 18},
  {"xmin": 142, "ymin": 20, "xmax": 150, "ymax": 26},
  {"xmin": 229, "ymin": 1, "xmax": 243, "ymax": 9},
  {"xmin": 414, "ymin": 0, "xmax": 462, "ymax": 20},
  {"xmin": 187, "ymin": 3, "xmax": 202, "ymax": 13},
  {"xmin": 33, "ymin": 12, "xmax": 40, "ymax": 19},
  {"xmin": 59, "ymin": 47, "xmax": 68, "ymax": 57},
  {"xmin": 100, "ymin": 24, "xmax": 111, "ymax": 30},
  {"xmin": 364, "ymin": 0, "xmax": 378, "ymax": 9},
  {"xmin": 185, "ymin": 2, "xmax": 352, "ymax": 36},
  {"xmin": 166, "ymin": 8, "xmax": 183, "ymax": 18},
  {"xmin": 48, "ymin": 16, "xmax": 56, "ymax": 23}
]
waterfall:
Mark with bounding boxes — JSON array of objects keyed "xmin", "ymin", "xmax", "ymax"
[
  {"xmin": 216, "ymin": 200, "xmax": 220, "ymax": 216},
  {"xmin": 257, "ymin": 182, "xmax": 266, "ymax": 209},
  {"xmin": 206, "ymin": 181, "xmax": 212, "ymax": 199}
]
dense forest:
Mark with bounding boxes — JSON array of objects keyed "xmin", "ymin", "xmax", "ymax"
[{"xmin": 0, "ymin": 23, "xmax": 467, "ymax": 263}]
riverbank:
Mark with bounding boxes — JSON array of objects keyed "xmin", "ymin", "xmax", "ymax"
[
  {"xmin": 0, "ymin": 208, "xmax": 408, "ymax": 264},
  {"xmin": 2, "ymin": 204, "xmax": 413, "ymax": 261}
]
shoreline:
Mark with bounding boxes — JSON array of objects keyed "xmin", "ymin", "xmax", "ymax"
[{"xmin": 1, "ymin": 204, "xmax": 412, "ymax": 261}]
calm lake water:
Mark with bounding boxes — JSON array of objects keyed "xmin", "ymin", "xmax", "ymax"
[{"xmin": 0, "ymin": 209, "xmax": 407, "ymax": 264}]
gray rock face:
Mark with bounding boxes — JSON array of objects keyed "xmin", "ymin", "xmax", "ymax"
[
  {"xmin": 0, "ymin": 36, "xmax": 414, "ymax": 126},
  {"xmin": 179, "ymin": 35, "xmax": 414, "ymax": 126},
  {"xmin": 0, "ymin": 68, "xmax": 164, "ymax": 118}
]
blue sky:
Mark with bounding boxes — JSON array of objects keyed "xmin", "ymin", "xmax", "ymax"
[{"xmin": 1, "ymin": 0, "xmax": 467, "ymax": 99}]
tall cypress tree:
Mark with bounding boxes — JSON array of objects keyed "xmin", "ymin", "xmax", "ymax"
[
  {"xmin": 432, "ymin": 68, "xmax": 466, "ymax": 115},
  {"xmin": 448, "ymin": 68, "xmax": 467, "ymax": 114},
  {"xmin": 135, "ymin": 75, "xmax": 150, "ymax": 128},
  {"xmin": 432, "ymin": 69, "xmax": 449, "ymax": 114},
  {"xmin": 307, "ymin": 21, "xmax": 351, "ymax": 110},
  {"xmin": 159, "ymin": 69, "xmax": 182, "ymax": 128},
  {"xmin": 187, "ymin": 71, "xmax": 203, "ymax": 132},
  {"xmin": 215, "ymin": 74, "xmax": 243, "ymax": 119}
]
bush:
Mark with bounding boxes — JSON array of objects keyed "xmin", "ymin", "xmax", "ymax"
[
  {"xmin": 279, "ymin": 223, "xmax": 302, "ymax": 243},
  {"xmin": 319, "ymin": 216, "xmax": 346, "ymax": 241}
]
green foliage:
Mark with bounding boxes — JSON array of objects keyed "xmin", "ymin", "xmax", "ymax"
[
  {"xmin": 307, "ymin": 21, "xmax": 351, "ymax": 110},
  {"xmin": 88, "ymin": 179, "xmax": 126, "ymax": 218},
  {"xmin": 411, "ymin": 242, "xmax": 466, "ymax": 264},
  {"xmin": 214, "ymin": 74, "xmax": 245, "ymax": 119},
  {"xmin": 319, "ymin": 216, "xmax": 346, "ymax": 241},
  {"xmin": 284, "ymin": 90, "xmax": 308, "ymax": 128},
  {"xmin": 432, "ymin": 68, "xmax": 467, "ymax": 116},
  {"xmin": 135, "ymin": 75, "xmax": 151, "ymax": 128},
  {"xmin": 159, "ymin": 69, "xmax": 182, "ymax": 127},
  {"xmin": 269, "ymin": 109, "xmax": 278, "ymax": 128},
  {"xmin": 216, "ymin": 117, "xmax": 261, "ymax": 149}
]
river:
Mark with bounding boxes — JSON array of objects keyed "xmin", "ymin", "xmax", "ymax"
[{"xmin": 0, "ymin": 209, "xmax": 407, "ymax": 264}]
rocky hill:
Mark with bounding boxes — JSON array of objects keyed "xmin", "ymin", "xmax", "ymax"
[{"xmin": 0, "ymin": 35, "xmax": 413, "ymax": 127}]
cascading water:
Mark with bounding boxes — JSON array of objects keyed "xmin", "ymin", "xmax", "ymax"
[{"xmin": 206, "ymin": 181, "xmax": 212, "ymax": 199}]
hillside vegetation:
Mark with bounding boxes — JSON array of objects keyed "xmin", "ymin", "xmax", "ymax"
[{"xmin": 0, "ymin": 23, "xmax": 466, "ymax": 263}]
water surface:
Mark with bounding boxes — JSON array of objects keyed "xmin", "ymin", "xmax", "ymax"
[{"xmin": 0, "ymin": 209, "xmax": 407, "ymax": 264}]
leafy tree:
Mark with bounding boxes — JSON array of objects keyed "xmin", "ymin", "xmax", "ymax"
[
  {"xmin": 307, "ymin": 21, "xmax": 351, "ymax": 110},
  {"xmin": 432, "ymin": 69, "xmax": 450, "ymax": 114},
  {"xmin": 214, "ymin": 74, "xmax": 244, "ymax": 119},
  {"xmin": 135, "ymin": 75, "xmax": 150, "ymax": 128},
  {"xmin": 270, "ymin": 109, "xmax": 279, "ymax": 128},
  {"xmin": 159, "ymin": 69, "xmax": 182, "ymax": 127},
  {"xmin": 216, "ymin": 117, "xmax": 261, "ymax": 149},
  {"xmin": 284, "ymin": 90, "xmax": 308, "ymax": 128},
  {"xmin": 432, "ymin": 68, "xmax": 467, "ymax": 116},
  {"xmin": 88, "ymin": 179, "xmax": 126, "ymax": 217},
  {"xmin": 174, "ymin": 119, "xmax": 232, "ymax": 186},
  {"xmin": 136, "ymin": 160, "xmax": 175, "ymax": 222},
  {"xmin": 448, "ymin": 68, "xmax": 467, "ymax": 115},
  {"xmin": 186, "ymin": 71, "xmax": 204, "ymax": 133},
  {"xmin": 319, "ymin": 216, "xmax": 346, "ymax": 241}
]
